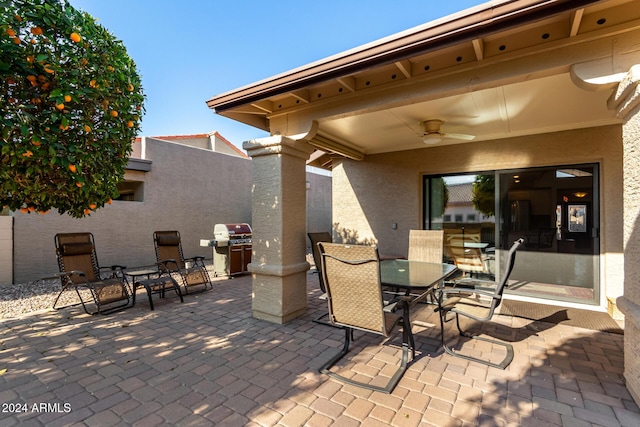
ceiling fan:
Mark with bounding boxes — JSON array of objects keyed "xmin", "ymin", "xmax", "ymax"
[{"xmin": 421, "ymin": 119, "xmax": 475, "ymax": 144}]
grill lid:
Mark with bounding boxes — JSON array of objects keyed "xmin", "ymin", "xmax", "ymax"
[{"xmin": 214, "ymin": 223, "xmax": 252, "ymax": 240}]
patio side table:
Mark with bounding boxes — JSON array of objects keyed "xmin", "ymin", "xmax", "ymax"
[{"xmin": 127, "ymin": 269, "xmax": 183, "ymax": 310}]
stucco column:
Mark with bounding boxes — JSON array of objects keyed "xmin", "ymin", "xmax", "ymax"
[
  {"xmin": 243, "ymin": 135, "xmax": 314, "ymax": 324},
  {"xmin": 614, "ymin": 65, "xmax": 640, "ymax": 404}
]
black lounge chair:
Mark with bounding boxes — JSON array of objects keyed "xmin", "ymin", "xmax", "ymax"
[
  {"xmin": 153, "ymin": 231, "xmax": 213, "ymax": 294},
  {"xmin": 53, "ymin": 232, "xmax": 131, "ymax": 315}
]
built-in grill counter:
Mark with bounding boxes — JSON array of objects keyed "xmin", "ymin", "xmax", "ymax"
[{"xmin": 200, "ymin": 223, "xmax": 252, "ymax": 277}]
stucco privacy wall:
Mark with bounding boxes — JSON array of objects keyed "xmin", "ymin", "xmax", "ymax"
[
  {"xmin": 332, "ymin": 125, "xmax": 623, "ymax": 303},
  {"xmin": 306, "ymin": 171, "xmax": 332, "ymax": 238},
  {"xmin": 0, "ymin": 216, "xmax": 12, "ymax": 284},
  {"xmin": 8, "ymin": 137, "xmax": 332, "ymax": 284},
  {"xmin": 10, "ymin": 137, "xmax": 252, "ymax": 284}
]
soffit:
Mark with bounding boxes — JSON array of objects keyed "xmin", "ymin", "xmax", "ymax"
[{"xmin": 209, "ymin": 0, "xmax": 640, "ymax": 166}]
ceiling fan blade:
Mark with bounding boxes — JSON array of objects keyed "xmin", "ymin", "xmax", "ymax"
[{"xmin": 443, "ymin": 132, "xmax": 475, "ymax": 141}]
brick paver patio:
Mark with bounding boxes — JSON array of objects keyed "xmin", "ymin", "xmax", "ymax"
[{"xmin": 1, "ymin": 272, "xmax": 639, "ymax": 426}]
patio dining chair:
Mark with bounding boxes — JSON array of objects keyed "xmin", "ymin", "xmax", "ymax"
[
  {"xmin": 317, "ymin": 242, "xmax": 415, "ymax": 394},
  {"xmin": 408, "ymin": 229, "xmax": 444, "ymax": 263},
  {"xmin": 53, "ymin": 232, "xmax": 131, "ymax": 315},
  {"xmin": 435, "ymin": 238, "xmax": 524, "ymax": 369},
  {"xmin": 153, "ymin": 230, "xmax": 213, "ymax": 294},
  {"xmin": 308, "ymin": 232, "xmax": 335, "ymax": 326},
  {"xmin": 407, "ymin": 229, "xmax": 445, "ymax": 302}
]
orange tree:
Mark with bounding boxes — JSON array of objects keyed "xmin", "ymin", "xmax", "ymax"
[{"xmin": 0, "ymin": 0, "xmax": 144, "ymax": 217}]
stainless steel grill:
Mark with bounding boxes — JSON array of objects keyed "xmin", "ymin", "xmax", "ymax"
[{"xmin": 201, "ymin": 223, "xmax": 252, "ymax": 277}]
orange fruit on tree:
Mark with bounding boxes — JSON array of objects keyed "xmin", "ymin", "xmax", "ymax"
[
  {"xmin": 20, "ymin": 208, "xmax": 28, "ymax": 213},
  {"xmin": 43, "ymin": 65, "xmax": 54, "ymax": 74},
  {"xmin": 89, "ymin": 80, "xmax": 97, "ymax": 88},
  {"xmin": 70, "ymin": 32, "xmax": 81, "ymax": 43},
  {"xmin": 12, "ymin": 37, "xmax": 21, "ymax": 45},
  {"xmin": 68, "ymin": 164, "xmax": 77, "ymax": 173},
  {"xmin": 31, "ymin": 138, "xmax": 41, "ymax": 146},
  {"xmin": 127, "ymin": 83, "xmax": 134, "ymax": 92},
  {"xmin": 84, "ymin": 125, "xmax": 91, "ymax": 133},
  {"xmin": 30, "ymin": 27, "xmax": 43, "ymax": 35},
  {"xmin": 64, "ymin": 95, "xmax": 71, "ymax": 102},
  {"xmin": 89, "ymin": 203, "xmax": 97, "ymax": 209},
  {"xmin": 127, "ymin": 121, "xmax": 134, "ymax": 128},
  {"xmin": 83, "ymin": 209, "xmax": 90, "ymax": 215},
  {"xmin": 5, "ymin": 28, "xmax": 16, "ymax": 37},
  {"xmin": 76, "ymin": 182, "xmax": 83, "ymax": 188},
  {"xmin": 55, "ymin": 103, "xmax": 64, "ymax": 110},
  {"xmin": 110, "ymin": 110, "xmax": 118, "ymax": 117},
  {"xmin": 107, "ymin": 199, "xmax": 113, "ymax": 205}
]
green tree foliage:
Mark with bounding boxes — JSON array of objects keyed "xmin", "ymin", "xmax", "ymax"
[
  {"xmin": 472, "ymin": 174, "xmax": 495, "ymax": 217},
  {"xmin": 1, "ymin": 0, "xmax": 144, "ymax": 217}
]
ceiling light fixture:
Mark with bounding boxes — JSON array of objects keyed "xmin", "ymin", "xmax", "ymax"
[{"xmin": 422, "ymin": 134, "xmax": 442, "ymax": 145}]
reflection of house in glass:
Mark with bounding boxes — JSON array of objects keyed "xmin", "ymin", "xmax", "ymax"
[{"xmin": 442, "ymin": 181, "xmax": 496, "ymax": 225}]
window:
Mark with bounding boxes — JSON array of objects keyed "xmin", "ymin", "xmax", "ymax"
[{"xmin": 115, "ymin": 181, "xmax": 144, "ymax": 202}]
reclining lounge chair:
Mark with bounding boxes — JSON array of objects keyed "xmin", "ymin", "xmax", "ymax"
[
  {"xmin": 153, "ymin": 230, "xmax": 213, "ymax": 294},
  {"xmin": 53, "ymin": 232, "xmax": 131, "ymax": 315}
]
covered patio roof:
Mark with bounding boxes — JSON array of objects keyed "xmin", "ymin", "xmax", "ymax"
[{"xmin": 207, "ymin": 0, "xmax": 640, "ymax": 169}]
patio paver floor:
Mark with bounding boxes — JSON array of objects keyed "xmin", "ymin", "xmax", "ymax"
[{"xmin": 0, "ymin": 271, "xmax": 638, "ymax": 426}]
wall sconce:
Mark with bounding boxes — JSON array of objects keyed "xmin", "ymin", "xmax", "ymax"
[{"xmin": 573, "ymin": 192, "xmax": 588, "ymax": 198}]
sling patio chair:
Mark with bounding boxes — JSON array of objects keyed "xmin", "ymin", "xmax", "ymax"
[
  {"xmin": 435, "ymin": 238, "xmax": 524, "ymax": 369},
  {"xmin": 153, "ymin": 230, "xmax": 213, "ymax": 294},
  {"xmin": 408, "ymin": 229, "xmax": 444, "ymax": 264},
  {"xmin": 407, "ymin": 229, "xmax": 446, "ymax": 302},
  {"xmin": 317, "ymin": 242, "xmax": 415, "ymax": 394},
  {"xmin": 53, "ymin": 232, "xmax": 131, "ymax": 315},
  {"xmin": 308, "ymin": 232, "xmax": 335, "ymax": 326}
]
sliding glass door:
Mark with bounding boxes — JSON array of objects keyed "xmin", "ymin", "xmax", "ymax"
[{"xmin": 424, "ymin": 163, "xmax": 600, "ymax": 305}]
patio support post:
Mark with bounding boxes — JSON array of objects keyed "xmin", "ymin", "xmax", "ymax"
[
  {"xmin": 614, "ymin": 65, "xmax": 640, "ymax": 404},
  {"xmin": 243, "ymin": 135, "xmax": 314, "ymax": 324}
]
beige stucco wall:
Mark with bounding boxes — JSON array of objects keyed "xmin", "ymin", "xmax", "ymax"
[
  {"xmin": 0, "ymin": 216, "xmax": 12, "ymax": 284},
  {"xmin": 4, "ymin": 137, "xmax": 332, "ymax": 284},
  {"xmin": 332, "ymin": 125, "xmax": 623, "ymax": 305},
  {"xmin": 306, "ymin": 171, "xmax": 332, "ymax": 241},
  {"xmin": 9, "ymin": 138, "xmax": 252, "ymax": 284}
]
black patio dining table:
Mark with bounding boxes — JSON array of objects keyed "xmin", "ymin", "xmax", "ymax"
[{"xmin": 380, "ymin": 259, "xmax": 458, "ymax": 305}]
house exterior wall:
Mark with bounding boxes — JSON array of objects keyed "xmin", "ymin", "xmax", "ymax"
[
  {"xmin": 332, "ymin": 125, "xmax": 623, "ymax": 304},
  {"xmin": 0, "ymin": 216, "xmax": 12, "ymax": 284},
  {"xmin": 10, "ymin": 138, "xmax": 251, "ymax": 284},
  {"xmin": 5, "ymin": 136, "xmax": 331, "ymax": 284},
  {"xmin": 306, "ymin": 171, "xmax": 332, "ymax": 240}
]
